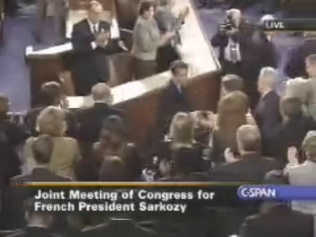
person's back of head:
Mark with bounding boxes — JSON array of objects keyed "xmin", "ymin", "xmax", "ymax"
[
  {"xmin": 37, "ymin": 106, "xmax": 67, "ymax": 137},
  {"xmin": 221, "ymin": 74, "xmax": 244, "ymax": 96},
  {"xmin": 306, "ymin": 54, "xmax": 316, "ymax": 78},
  {"xmin": 91, "ymin": 83, "xmax": 113, "ymax": 104},
  {"xmin": 99, "ymin": 156, "xmax": 128, "ymax": 181},
  {"xmin": 217, "ymin": 91, "xmax": 249, "ymax": 130},
  {"xmin": 281, "ymin": 97, "xmax": 303, "ymax": 122},
  {"xmin": 257, "ymin": 67, "xmax": 278, "ymax": 95},
  {"xmin": 0, "ymin": 94, "xmax": 9, "ymax": 119},
  {"xmin": 302, "ymin": 131, "xmax": 316, "ymax": 162},
  {"xmin": 40, "ymin": 81, "xmax": 62, "ymax": 106},
  {"xmin": 236, "ymin": 125, "xmax": 261, "ymax": 156},
  {"xmin": 168, "ymin": 112, "xmax": 194, "ymax": 147},
  {"xmin": 32, "ymin": 135, "xmax": 54, "ymax": 166},
  {"xmin": 101, "ymin": 115, "xmax": 127, "ymax": 141}
]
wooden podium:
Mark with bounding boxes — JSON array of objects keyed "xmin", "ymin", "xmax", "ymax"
[{"xmin": 26, "ymin": 0, "xmax": 222, "ymax": 152}]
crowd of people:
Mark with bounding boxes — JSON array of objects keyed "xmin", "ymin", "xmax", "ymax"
[{"xmin": 0, "ymin": 0, "xmax": 316, "ymax": 237}]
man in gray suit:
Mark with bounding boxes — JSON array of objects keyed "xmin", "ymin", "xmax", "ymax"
[{"xmin": 285, "ymin": 131, "xmax": 316, "ymax": 215}]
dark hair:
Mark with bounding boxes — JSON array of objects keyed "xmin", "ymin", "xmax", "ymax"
[
  {"xmin": 139, "ymin": 1, "xmax": 155, "ymax": 16},
  {"xmin": 101, "ymin": 115, "xmax": 127, "ymax": 139},
  {"xmin": 32, "ymin": 135, "xmax": 54, "ymax": 164},
  {"xmin": 40, "ymin": 81, "xmax": 62, "ymax": 106},
  {"xmin": 281, "ymin": 97, "xmax": 303, "ymax": 119},
  {"xmin": 170, "ymin": 60, "xmax": 189, "ymax": 74},
  {"xmin": 221, "ymin": 74, "xmax": 244, "ymax": 93}
]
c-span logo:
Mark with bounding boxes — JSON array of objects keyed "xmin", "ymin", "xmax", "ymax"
[{"xmin": 237, "ymin": 185, "xmax": 277, "ymax": 200}]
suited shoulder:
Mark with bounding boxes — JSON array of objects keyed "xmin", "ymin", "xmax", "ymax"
[{"xmin": 73, "ymin": 19, "xmax": 89, "ymax": 28}]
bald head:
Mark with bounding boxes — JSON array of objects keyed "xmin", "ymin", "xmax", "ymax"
[
  {"xmin": 237, "ymin": 125, "xmax": 261, "ymax": 154},
  {"xmin": 91, "ymin": 83, "xmax": 112, "ymax": 104},
  {"xmin": 88, "ymin": 0, "xmax": 104, "ymax": 24}
]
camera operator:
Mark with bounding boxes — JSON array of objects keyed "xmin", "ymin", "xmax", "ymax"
[
  {"xmin": 211, "ymin": 9, "xmax": 244, "ymax": 75},
  {"xmin": 211, "ymin": 9, "xmax": 266, "ymax": 108}
]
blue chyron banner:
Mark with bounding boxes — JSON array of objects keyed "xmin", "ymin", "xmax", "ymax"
[{"xmin": 238, "ymin": 185, "xmax": 316, "ymax": 201}]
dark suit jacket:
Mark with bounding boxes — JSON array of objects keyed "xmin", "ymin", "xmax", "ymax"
[
  {"xmin": 2, "ymin": 168, "xmax": 70, "ymax": 229},
  {"xmin": 71, "ymin": 19, "xmax": 123, "ymax": 95},
  {"xmin": 254, "ymin": 90, "xmax": 282, "ymax": 156},
  {"xmin": 285, "ymin": 38, "xmax": 316, "ymax": 78},
  {"xmin": 239, "ymin": 205, "xmax": 314, "ymax": 237},
  {"xmin": 157, "ymin": 81, "xmax": 191, "ymax": 136},
  {"xmin": 76, "ymin": 103, "xmax": 123, "ymax": 144},
  {"xmin": 210, "ymin": 153, "xmax": 280, "ymax": 183}
]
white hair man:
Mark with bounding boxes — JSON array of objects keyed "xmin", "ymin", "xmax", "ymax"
[
  {"xmin": 254, "ymin": 67, "xmax": 282, "ymax": 157},
  {"xmin": 76, "ymin": 83, "xmax": 123, "ymax": 144}
]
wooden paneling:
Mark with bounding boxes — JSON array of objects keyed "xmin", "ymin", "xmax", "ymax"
[
  {"xmin": 114, "ymin": 72, "xmax": 221, "ymax": 151},
  {"xmin": 114, "ymin": 0, "xmax": 140, "ymax": 29},
  {"xmin": 28, "ymin": 56, "xmax": 66, "ymax": 106}
]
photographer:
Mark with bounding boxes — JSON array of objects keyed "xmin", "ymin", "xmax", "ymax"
[
  {"xmin": 211, "ymin": 9, "xmax": 269, "ymax": 108},
  {"xmin": 211, "ymin": 9, "xmax": 244, "ymax": 75}
]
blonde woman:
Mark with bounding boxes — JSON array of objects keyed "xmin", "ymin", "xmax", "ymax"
[
  {"xmin": 23, "ymin": 106, "xmax": 81, "ymax": 179},
  {"xmin": 158, "ymin": 112, "xmax": 207, "ymax": 178}
]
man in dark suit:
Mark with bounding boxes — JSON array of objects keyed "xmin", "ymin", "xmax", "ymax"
[
  {"xmin": 157, "ymin": 60, "xmax": 191, "ymax": 137},
  {"xmin": 3, "ymin": 135, "xmax": 70, "ymax": 229},
  {"xmin": 71, "ymin": 1, "xmax": 125, "ymax": 95},
  {"xmin": 76, "ymin": 83, "xmax": 123, "ymax": 145},
  {"xmin": 239, "ymin": 202, "xmax": 314, "ymax": 237},
  {"xmin": 254, "ymin": 67, "xmax": 282, "ymax": 157},
  {"xmin": 211, "ymin": 125, "xmax": 280, "ymax": 183},
  {"xmin": 211, "ymin": 9, "xmax": 277, "ymax": 108}
]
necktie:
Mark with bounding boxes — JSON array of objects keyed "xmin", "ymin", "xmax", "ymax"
[
  {"xmin": 93, "ymin": 24, "xmax": 98, "ymax": 34},
  {"xmin": 230, "ymin": 41, "xmax": 238, "ymax": 63}
]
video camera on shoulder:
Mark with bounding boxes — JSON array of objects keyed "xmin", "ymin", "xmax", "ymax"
[{"xmin": 220, "ymin": 14, "xmax": 234, "ymax": 32}]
